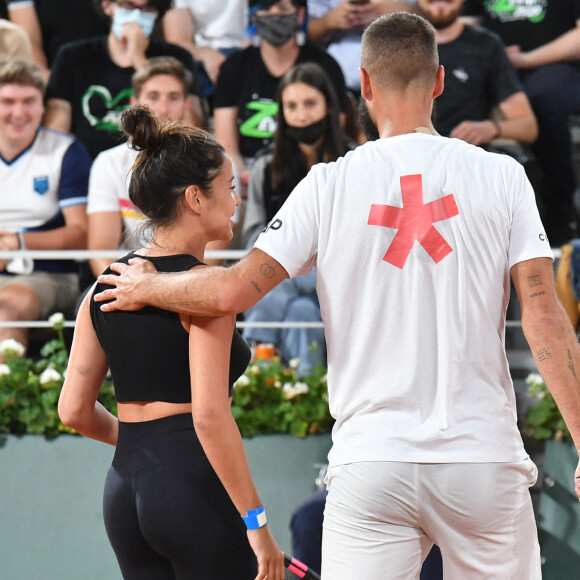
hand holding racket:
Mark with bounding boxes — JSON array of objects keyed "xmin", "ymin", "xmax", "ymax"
[{"xmin": 284, "ymin": 553, "xmax": 321, "ymax": 580}]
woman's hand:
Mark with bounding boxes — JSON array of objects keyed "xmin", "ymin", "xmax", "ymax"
[{"xmin": 247, "ymin": 526, "xmax": 285, "ymax": 580}]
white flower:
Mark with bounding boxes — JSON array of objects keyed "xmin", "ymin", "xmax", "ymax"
[
  {"xmin": 274, "ymin": 380, "xmax": 282, "ymax": 388},
  {"xmin": 40, "ymin": 368, "xmax": 62, "ymax": 385},
  {"xmin": 294, "ymin": 381, "xmax": 309, "ymax": 395},
  {"xmin": 235, "ymin": 374, "xmax": 250, "ymax": 389},
  {"xmin": 0, "ymin": 338, "xmax": 25, "ymax": 359},
  {"xmin": 289, "ymin": 358, "xmax": 301, "ymax": 370},
  {"xmin": 283, "ymin": 381, "xmax": 310, "ymax": 400},
  {"xmin": 320, "ymin": 374, "xmax": 328, "ymax": 384},
  {"xmin": 0, "ymin": 363, "xmax": 11, "ymax": 376},
  {"xmin": 525, "ymin": 373, "xmax": 544, "ymax": 387},
  {"xmin": 48, "ymin": 312, "xmax": 65, "ymax": 329}
]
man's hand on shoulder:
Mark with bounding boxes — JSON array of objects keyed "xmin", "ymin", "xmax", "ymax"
[{"xmin": 95, "ymin": 257, "xmax": 156, "ymax": 312}]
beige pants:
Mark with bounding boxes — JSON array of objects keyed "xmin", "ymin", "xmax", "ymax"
[
  {"xmin": 322, "ymin": 460, "xmax": 541, "ymax": 580},
  {"xmin": 0, "ymin": 271, "xmax": 79, "ymax": 318}
]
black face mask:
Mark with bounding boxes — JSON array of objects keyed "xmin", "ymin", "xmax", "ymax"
[
  {"xmin": 285, "ymin": 117, "xmax": 328, "ymax": 145},
  {"xmin": 254, "ymin": 13, "xmax": 299, "ymax": 46}
]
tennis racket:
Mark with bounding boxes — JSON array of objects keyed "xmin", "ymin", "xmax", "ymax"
[{"xmin": 284, "ymin": 553, "xmax": 321, "ymax": 580}]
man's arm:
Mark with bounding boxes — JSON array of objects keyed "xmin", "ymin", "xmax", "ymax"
[
  {"xmin": 214, "ymin": 106, "xmax": 249, "ymax": 188},
  {"xmin": 449, "ymin": 91, "xmax": 538, "ymax": 145},
  {"xmin": 512, "ymin": 257, "xmax": 580, "ymax": 497},
  {"xmin": 88, "ymin": 211, "xmax": 123, "ymax": 278},
  {"xmin": 507, "ymin": 21, "xmax": 580, "ymax": 69},
  {"xmin": 163, "ymin": 7, "xmax": 226, "ymax": 85},
  {"xmin": 43, "ymin": 98, "xmax": 73, "ymax": 133},
  {"xmin": 95, "ymin": 248, "xmax": 289, "ymax": 316},
  {"xmin": 8, "ymin": 3, "xmax": 48, "ymax": 72}
]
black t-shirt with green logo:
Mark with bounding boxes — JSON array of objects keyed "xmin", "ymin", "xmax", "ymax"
[
  {"xmin": 213, "ymin": 44, "xmax": 348, "ymax": 160},
  {"xmin": 463, "ymin": 0, "xmax": 580, "ymax": 54},
  {"xmin": 46, "ymin": 36, "xmax": 199, "ymax": 159}
]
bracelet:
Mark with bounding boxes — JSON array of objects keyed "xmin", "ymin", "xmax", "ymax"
[
  {"xmin": 242, "ymin": 506, "xmax": 267, "ymax": 530},
  {"xmin": 17, "ymin": 231, "xmax": 26, "ymax": 250},
  {"xmin": 491, "ymin": 119, "xmax": 502, "ymax": 139}
]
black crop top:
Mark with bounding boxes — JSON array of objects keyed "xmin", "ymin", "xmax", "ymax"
[{"xmin": 90, "ymin": 252, "xmax": 251, "ymax": 403}]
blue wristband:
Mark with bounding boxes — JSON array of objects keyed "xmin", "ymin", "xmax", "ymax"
[{"xmin": 242, "ymin": 506, "xmax": 267, "ymax": 530}]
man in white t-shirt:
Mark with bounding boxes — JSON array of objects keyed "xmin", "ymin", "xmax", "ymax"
[
  {"xmin": 95, "ymin": 12, "xmax": 580, "ymax": 580},
  {"xmin": 86, "ymin": 56, "xmax": 192, "ymax": 278}
]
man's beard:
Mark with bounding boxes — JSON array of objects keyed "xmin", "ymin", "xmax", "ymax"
[{"xmin": 357, "ymin": 97, "xmax": 380, "ymax": 142}]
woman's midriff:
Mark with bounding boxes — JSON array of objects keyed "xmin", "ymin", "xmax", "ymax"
[{"xmin": 117, "ymin": 401, "xmax": 192, "ymax": 422}]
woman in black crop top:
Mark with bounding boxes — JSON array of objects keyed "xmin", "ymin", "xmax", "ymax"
[{"xmin": 58, "ymin": 106, "xmax": 284, "ymax": 580}]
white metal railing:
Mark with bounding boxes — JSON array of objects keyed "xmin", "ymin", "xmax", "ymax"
[
  {"xmin": 0, "ymin": 246, "xmax": 563, "ymax": 330},
  {"xmin": 0, "ymin": 249, "xmax": 324, "ymax": 330}
]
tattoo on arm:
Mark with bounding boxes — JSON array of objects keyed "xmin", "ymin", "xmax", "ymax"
[
  {"xmin": 536, "ymin": 347, "xmax": 552, "ymax": 362},
  {"xmin": 260, "ymin": 263, "xmax": 275, "ymax": 279},
  {"xmin": 527, "ymin": 275, "xmax": 542, "ymax": 287},
  {"xmin": 251, "ymin": 280, "xmax": 262, "ymax": 294},
  {"xmin": 530, "ymin": 291, "xmax": 546, "ymax": 298},
  {"xmin": 568, "ymin": 349, "xmax": 577, "ymax": 379}
]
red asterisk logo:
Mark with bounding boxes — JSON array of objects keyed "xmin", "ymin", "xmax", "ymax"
[{"xmin": 368, "ymin": 174, "xmax": 459, "ymax": 269}]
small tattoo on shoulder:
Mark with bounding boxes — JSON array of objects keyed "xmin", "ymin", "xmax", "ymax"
[
  {"xmin": 528, "ymin": 275, "xmax": 542, "ymax": 287},
  {"xmin": 260, "ymin": 263, "xmax": 275, "ymax": 279},
  {"xmin": 537, "ymin": 348, "xmax": 552, "ymax": 362}
]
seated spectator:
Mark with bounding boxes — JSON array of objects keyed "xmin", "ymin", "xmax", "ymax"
[
  {"xmin": 43, "ymin": 0, "xmax": 204, "ymax": 159},
  {"xmin": 87, "ymin": 56, "xmax": 193, "ymax": 279},
  {"xmin": 463, "ymin": 0, "xmax": 580, "ymax": 246},
  {"xmin": 307, "ymin": 0, "xmax": 417, "ymax": 93},
  {"xmin": 162, "ymin": 0, "xmax": 249, "ymax": 102},
  {"xmin": 0, "ymin": 58, "xmax": 91, "ymax": 358},
  {"xmin": 417, "ymin": 0, "xmax": 537, "ymax": 147},
  {"xmin": 241, "ymin": 62, "xmax": 351, "ymax": 375},
  {"xmin": 6, "ymin": 0, "xmax": 108, "ymax": 77},
  {"xmin": 0, "ymin": 17, "xmax": 32, "ymax": 61},
  {"xmin": 213, "ymin": 0, "xmax": 348, "ymax": 191}
]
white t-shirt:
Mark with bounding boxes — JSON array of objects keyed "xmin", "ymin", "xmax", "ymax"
[
  {"xmin": 255, "ymin": 134, "xmax": 553, "ymax": 467},
  {"xmin": 87, "ymin": 144, "xmax": 146, "ymax": 250},
  {"xmin": 173, "ymin": 0, "xmax": 248, "ymax": 50},
  {"xmin": 0, "ymin": 127, "xmax": 89, "ymax": 230}
]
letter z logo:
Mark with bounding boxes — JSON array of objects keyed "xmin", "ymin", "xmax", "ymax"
[{"xmin": 239, "ymin": 101, "xmax": 279, "ymax": 139}]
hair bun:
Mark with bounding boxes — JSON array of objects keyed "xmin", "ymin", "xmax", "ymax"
[{"xmin": 121, "ymin": 105, "xmax": 162, "ymax": 151}]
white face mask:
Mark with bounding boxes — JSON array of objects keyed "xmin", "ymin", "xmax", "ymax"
[{"xmin": 112, "ymin": 7, "xmax": 157, "ymax": 39}]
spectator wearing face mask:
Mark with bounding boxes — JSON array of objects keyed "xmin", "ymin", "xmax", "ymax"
[
  {"xmin": 213, "ymin": 0, "xmax": 348, "ymax": 191},
  {"xmin": 43, "ymin": 0, "xmax": 204, "ymax": 159}
]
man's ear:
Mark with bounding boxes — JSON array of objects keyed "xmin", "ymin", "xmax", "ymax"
[
  {"xmin": 184, "ymin": 185, "xmax": 204, "ymax": 215},
  {"xmin": 130, "ymin": 96, "xmax": 138, "ymax": 106},
  {"xmin": 298, "ymin": 7, "xmax": 306, "ymax": 27},
  {"xmin": 360, "ymin": 67, "xmax": 372, "ymax": 101},
  {"xmin": 433, "ymin": 65, "xmax": 445, "ymax": 99}
]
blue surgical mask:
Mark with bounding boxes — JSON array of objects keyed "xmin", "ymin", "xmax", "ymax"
[{"xmin": 112, "ymin": 7, "xmax": 157, "ymax": 39}]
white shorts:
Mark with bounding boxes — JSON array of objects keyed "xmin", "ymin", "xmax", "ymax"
[{"xmin": 322, "ymin": 460, "xmax": 541, "ymax": 580}]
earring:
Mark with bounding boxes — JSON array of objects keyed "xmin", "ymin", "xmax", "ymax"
[{"xmin": 296, "ymin": 30, "xmax": 305, "ymax": 46}]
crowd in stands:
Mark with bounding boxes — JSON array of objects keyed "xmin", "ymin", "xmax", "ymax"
[
  {"xmin": 2, "ymin": 0, "xmax": 579, "ymax": 369},
  {"xmin": 2, "ymin": 0, "xmax": 580, "ymax": 575}
]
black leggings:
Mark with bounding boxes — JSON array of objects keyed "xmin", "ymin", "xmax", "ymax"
[{"xmin": 103, "ymin": 413, "xmax": 257, "ymax": 580}]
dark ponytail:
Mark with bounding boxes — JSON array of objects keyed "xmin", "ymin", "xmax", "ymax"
[{"xmin": 121, "ymin": 105, "xmax": 225, "ymax": 231}]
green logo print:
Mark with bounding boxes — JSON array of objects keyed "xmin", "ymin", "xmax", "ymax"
[
  {"xmin": 239, "ymin": 101, "xmax": 279, "ymax": 139},
  {"xmin": 81, "ymin": 85, "xmax": 134, "ymax": 132},
  {"xmin": 487, "ymin": 0, "xmax": 546, "ymax": 23}
]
